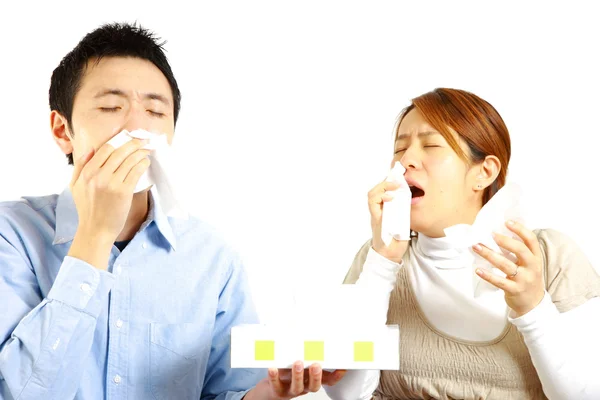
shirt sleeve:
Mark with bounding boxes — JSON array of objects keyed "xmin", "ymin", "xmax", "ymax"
[
  {"xmin": 509, "ymin": 293, "xmax": 600, "ymax": 399},
  {"xmin": 508, "ymin": 229, "xmax": 600, "ymax": 399},
  {"xmin": 200, "ymin": 250, "xmax": 266, "ymax": 400},
  {"xmin": 0, "ymin": 222, "xmax": 115, "ymax": 399}
]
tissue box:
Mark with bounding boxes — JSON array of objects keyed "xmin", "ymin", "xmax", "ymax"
[{"xmin": 231, "ymin": 324, "xmax": 399, "ymax": 370}]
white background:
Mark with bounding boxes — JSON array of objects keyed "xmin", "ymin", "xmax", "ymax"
[{"xmin": 1, "ymin": 1, "xmax": 599, "ymax": 398}]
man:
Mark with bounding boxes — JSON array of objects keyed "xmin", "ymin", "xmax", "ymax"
[{"xmin": 0, "ymin": 22, "xmax": 345, "ymax": 399}]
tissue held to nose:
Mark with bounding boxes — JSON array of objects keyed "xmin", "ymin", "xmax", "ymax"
[
  {"xmin": 103, "ymin": 129, "xmax": 187, "ymax": 219},
  {"xmin": 107, "ymin": 129, "xmax": 168, "ymax": 193},
  {"xmin": 381, "ymin": 161, "xmax": 412, "ymax": 245}
]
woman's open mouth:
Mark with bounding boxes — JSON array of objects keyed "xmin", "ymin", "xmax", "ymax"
[{"xmin": 408, "ymin": 182, "xmax": 425, "ymax": 205}]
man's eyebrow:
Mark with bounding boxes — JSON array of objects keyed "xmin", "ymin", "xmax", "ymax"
[
  {"xmin": 94, "ymin": 89, "xmax": 171, "ymax": 106},
  {"xmin": 94, "ymin": 88, "xmax": 127, "ymax": 99},
  {"xmin": 145, "ymin": 92, "xmax": 171, "ymax": 106}
]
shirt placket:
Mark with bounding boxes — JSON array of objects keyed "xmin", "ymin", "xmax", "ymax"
[{"xmin": 106, "ymin": 252, "xmax": 130, "ymax": 399}]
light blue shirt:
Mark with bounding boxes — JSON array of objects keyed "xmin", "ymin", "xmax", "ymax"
[{"xmin": 0, "ymin": 188, "xmax": 265, "ymax": 399}]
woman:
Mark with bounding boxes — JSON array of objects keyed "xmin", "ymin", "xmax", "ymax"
[{"xmin": 324, "ymin": 88, "xmax": 600, "ymax": 399}]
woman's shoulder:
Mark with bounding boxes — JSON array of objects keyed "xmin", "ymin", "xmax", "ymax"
[
  {"xmin": 343, "ymin": 239, "xmax": 372, "ymax": 284},
  {"xmin": 534, "ymin": 228, "xmax": 600, "ymax": 312}
]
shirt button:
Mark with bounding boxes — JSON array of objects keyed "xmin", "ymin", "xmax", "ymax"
[
  {"xmin": 113, "ymin": 374, "xmax": 122, "ymax": 384},
  {"xmin": 142, "ymin": 242, "xmax": 147, "ymax": 249},
  {"xmin": 80, "ymin": 283, "xmax": 91, "ymax": 293},
  {"xmin": 116, "ymin": 319, "xmax": 123, "ymax": 328}
]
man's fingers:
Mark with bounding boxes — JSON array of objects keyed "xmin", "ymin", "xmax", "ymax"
[
  {"xmin": 289, "ymin": 362, "xmax": 305, "ymax": 395},
  {"xmin": 268, "ymin": 368, "xmax": 285, "ymax": 394},
  {"xmin": 123, "ymin": 157, "xmax": 151, "ymax": 190},
  {"xmin": 83, "ymin": 141, "xmax": 119, "ymax": 173},
  {"xmin": 101, "ymin": 138, "xmax": 149, "ymax": 174},
  {"xmin": 306, "ymin": 364, "xmax": 322, "ymax": 392},
  {"xmin": 114, "ymin": 149, "xmax": 151, "ymax": 183},
  {"xmin": 70, "ymin": 149, "xmax": 95, "ymax": 186}
]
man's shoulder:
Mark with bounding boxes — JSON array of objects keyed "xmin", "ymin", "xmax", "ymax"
[
  {"xmin": 170, "ymin": 214, "xmax": 223, "ymax": 240},
  {"xmin": 0, "ymin": 194, "xmax": 59, "ymax": 231},
  {"xmin": 169, "ymin": 215, "xmax": 240, "ymax": 259}
]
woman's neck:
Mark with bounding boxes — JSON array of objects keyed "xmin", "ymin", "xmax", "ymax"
[{"xmin": 417, "ymin": 203, "xmax": 482, "ymax": 238}]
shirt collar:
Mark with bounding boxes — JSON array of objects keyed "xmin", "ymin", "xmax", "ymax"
[{"xmin": 53, "ymin": 186, "xmax": 177, "ymax": 250}]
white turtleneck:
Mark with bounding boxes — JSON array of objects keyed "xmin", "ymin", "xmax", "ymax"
[{"xmin": 408, "ymin": 233, "xmax": 509, "ymax": 341}]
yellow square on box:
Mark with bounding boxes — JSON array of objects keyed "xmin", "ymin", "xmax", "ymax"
[
  {"xmin": 304, "ymin": 341, "xmax": 325, "ymax": 361},
  {"xmin": 255, "ymin": 340, "xmax": 275, "ymax": 361},
  {"xmin": 354, "ymin": 341, "xmax": 374, "ymax": 362}
]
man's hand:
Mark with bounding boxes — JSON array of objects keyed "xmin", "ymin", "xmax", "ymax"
[
  {"xmin": 245, "ymin": 361, "xmax": 346, "ymax": 399},
  {"xmin": 67, "ymin": 138, "xmax": 151, "ymax": 269}
]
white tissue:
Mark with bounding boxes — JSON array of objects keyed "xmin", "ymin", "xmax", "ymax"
[
  {"xmin": 381, "ymin": 161, "xmax": 412, "ymax": 246},
  {"xmin": 443, "ymin": 182, "xmax": 525, "ymax": 266},
  {"xmin": 106, "ymin": 129, "xmax": 187, "ymax": 219}
]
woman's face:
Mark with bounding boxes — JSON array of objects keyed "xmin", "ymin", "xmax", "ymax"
[{"xmin": 393, "ymin": 109, "xmax": 485, "ymax": 237}]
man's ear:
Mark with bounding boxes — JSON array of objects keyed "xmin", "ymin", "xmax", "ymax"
[{"xmin": 50, "ymin": 110, "xmax": 74, "ymax": 156}]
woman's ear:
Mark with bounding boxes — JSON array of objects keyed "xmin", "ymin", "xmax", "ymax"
[{"xmin": 472, "ymin": 155, "xmax": 501, "ymax": 192}]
